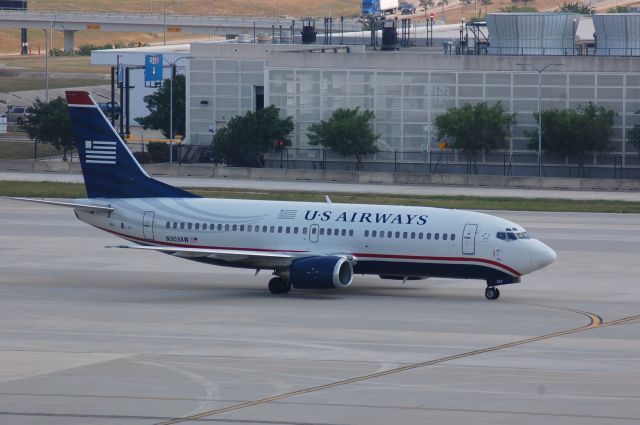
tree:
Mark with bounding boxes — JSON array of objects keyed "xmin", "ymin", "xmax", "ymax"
[
  {"xmin": 528, "ymin": 103, "xmax": 614, "ymax": 175},
  {"xmin": 23, "ymin": 97, "xmax": 74, "ymax": 161},
  {"xmin": 212, "ymin": 106, "xmax": 294, "ymax": 167},
  {"xmin": 557, "ymin": 1, "xmax": 594, "ymax": 14},
  {"xmin": 135, "ymin": 74, "xmax": 186, "ymax": 138},
  {"xmin": 626, "ymin": 111, "xmax": 640, "ymax": 155},
  {"xmin": 419, "ymin": 0, "xmax": 435, "ymax": 17},
  {"xmin": 607, "ymin": 5, "xmax": 630, "ymax": 13},
  {"xmin": 433, "ymin": 101, "xmax": 516, "ymax": 174},
  {"xmin": 307, "ymin": 107, "xmax": 379, "ymax": 169}
]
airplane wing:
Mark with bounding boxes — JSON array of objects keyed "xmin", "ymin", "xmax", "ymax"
[
  {"xmin": 1, "ymin": 196, "xmax": 114, "ymax": 213},
  {"xmin": 108, "ymin": 244, "xmax": 355, "ymax": 266},
  {"xmin": 107, "ymin": 244, "xmax": 297, "ymax": 263}
]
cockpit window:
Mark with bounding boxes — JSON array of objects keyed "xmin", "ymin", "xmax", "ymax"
[{"xmin": 497, "ymin": 231, "xmax": 531, "ymax": 241}]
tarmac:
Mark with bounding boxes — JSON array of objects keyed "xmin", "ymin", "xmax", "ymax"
[{"xmin": 0, "ymin": 197, "xmax": 639, "ymax": 424}]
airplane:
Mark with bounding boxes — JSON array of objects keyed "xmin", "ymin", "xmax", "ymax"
[{"xmin": 5, "ymin": 91, "xmax": 557, "ymax": 300}]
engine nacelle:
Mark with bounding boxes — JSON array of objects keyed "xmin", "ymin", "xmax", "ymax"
[{"xmin": 285, "ymin": 256, "xmax": 353, "ymax": 289}]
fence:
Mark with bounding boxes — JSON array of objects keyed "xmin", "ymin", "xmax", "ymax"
[{"xmin": 156, "ymin": 145, "xmax": 640, "ymax": 180}]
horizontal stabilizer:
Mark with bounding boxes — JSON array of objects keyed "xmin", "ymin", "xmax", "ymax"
[{"xmin": 2, "ymin": 196, "xmax": 114, "ymax": 212}]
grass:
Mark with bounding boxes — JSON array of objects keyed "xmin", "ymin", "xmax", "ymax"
[
  {"xmin": 0, "ymin": 141, "xmax": 64, "ymax": 160},
  {"xmin": 0, "ymin": 77, "xmax": 107, "ymax": 94},
  {"xmin": 0, "ymin": 56, "xmax": 110, "ymax": 74},
  {"xmin": 1, "ymin": 182, "xmax": 639, "ymax": 214}
]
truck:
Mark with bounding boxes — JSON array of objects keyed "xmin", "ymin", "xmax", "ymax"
[{"xmin": 361, "ymin": 0, "xmax": 399, "ymax": 15}]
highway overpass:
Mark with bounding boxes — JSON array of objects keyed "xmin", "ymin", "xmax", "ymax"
[{"xmin": 0, "ymin": 10, "xmax": 358, "ymax": 52}]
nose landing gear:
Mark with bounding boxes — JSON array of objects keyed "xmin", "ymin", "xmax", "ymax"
[{"xmin": 485, "ymin": 286, "xmax": 500, "ymax": 300}]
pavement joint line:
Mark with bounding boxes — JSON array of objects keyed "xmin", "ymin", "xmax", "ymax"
[{"xmin": 156, "ymin": 308, "xmax": 607, "ymax": 425}]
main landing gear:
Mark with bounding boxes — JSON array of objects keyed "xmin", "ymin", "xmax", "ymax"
[
  {"xmin": 485, "ymin": 286, "xmax": 500, "ymax": 300},
  {"xmin": 268, "ymin": 277, "xmax": 291, "ymax": 294}
]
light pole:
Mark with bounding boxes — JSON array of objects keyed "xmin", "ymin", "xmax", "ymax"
[
  {"xmin": 165, "ymin": 55, "xmax": 192, "ymax": 164},
  {"xmin": 516, "ymin": 63, "xmax": 563, "ymax": 177},
  {"xmin": 163, "ymin": 1, "xmax": 181, "ymax": 45}
]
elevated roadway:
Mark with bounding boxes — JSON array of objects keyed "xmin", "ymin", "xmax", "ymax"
[{"xmin": 0, "ymin": 10, "xmax": 338, "ymax": 52}]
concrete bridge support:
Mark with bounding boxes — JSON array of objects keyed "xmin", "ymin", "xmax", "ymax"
[{"xmin": 63, "ymin": 30, "xmax": 76, "ymax": 53}]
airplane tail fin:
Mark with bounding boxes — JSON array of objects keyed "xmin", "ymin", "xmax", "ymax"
[{"xmin": 65, "ymin": 91, "xmax": 198, "ymax": 199}]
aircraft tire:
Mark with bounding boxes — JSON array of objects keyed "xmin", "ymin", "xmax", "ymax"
[
  {"xmin": 268, "ymin": 277, "xmax": 291, "ymax": 294},
  {"xmin": 485, "ymin": 287, "xmax": 500, "ymax": 300}
]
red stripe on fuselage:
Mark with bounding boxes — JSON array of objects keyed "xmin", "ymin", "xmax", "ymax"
[{"xmin": 95, "ymin": 225, "xmax": 522, "ymax": 277}]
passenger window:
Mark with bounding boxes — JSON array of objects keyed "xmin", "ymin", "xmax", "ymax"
[
  {"xmin": 418, "ymin": 232, "xmax": 423, "ymax": 239},
  {"xmin": 202, "ymin": 223, "xmax": 207, "ymax": 230},
  {"xmin": 173, "ymin": 222, "xmax": 177, "ymax": 229},
  {"xmin": 435, "ymin": 233, "xmax": 439, "ymax": 240},
  {"xmin": 180, "ymin": 222, "xmax": 185, "ymax": 229},
  {"xmin": 320, "ymin": 228, "xmax": 325, "ymax": 235},
  {"xmin": 387, "ymin": 231, "xmax": 392, "ymax": 238},
  {"xmin": 248, "ymin": 225, "xmax": 252, "ymax": 232},
  {"xmin": 403, "ymin": 232, "xmax": 408, "ymax": 239},
  {"xmin": 218, "ymin": 224, "xmax": 223, "ymax": 231},
  {"xmin": 294, "ymin": 227, "xmax": 299, "ymax": 234},
  {"xmin": 443, "ymin": 233, "xmax": 447, "ymax": 240},
  {"xmin": 277, "ymin": 226, "xmax": 282, "ymax": 233},
  {"xmin": 451, "ymin": 234, "xmax": 456, "ymax": 241},
  {"xmin": 195, "ymin": 223, "xmax": 200, "ymax": 230},
  {"xmin": 426, "ymin": 233, "xmax": 431, "ymax": 240},
  {"xmin": 395, "ymin": 231, "xmax": 400, "ymax": 238},
  {"xmin": 411, "ymin": 232, "xmax": 415, "ymax": 239},
  {"xmin": 225, "ymin": 224, "xmax": 230, "ymax": 231},
  {"xmin": 342, "ymin": 229, "xmax": 347, "ymax": 236},
  {"xmin": 303, "ymin": 227, "xmax": 308, "ymax": 235},
  {"xmin": 365, "ymin": 230, "xmax": 369, "ymax": 237},
  {"xmin": 349, "ymin": 230, "xmax": 353, "ymax": 236},
  {"xmin": 270, "ymin": 226, "xmax": 275, "ymax": 233},
  {"xmin": 232, "ymin": 224, "xmax": 237, "ymax": 231},
  {"xmin": 372, "ymin": 230, "xmax": 377, "ymax": 237},
  {"xmin": 286, "ymin": 227, "xmax": 290, "ymax": 234},
  {"xmin": 309, "ymin": 227, "xmax": 314, "ymax": 235},
  {"xmin": 262, "ymin": 225, "xmax": 268, "ymax": 232},
  {"xmin": 327, "ymin": 229, "xmax": 332, "ymax": 236},
  {"xmin": 166, "ymin": 222, "xmax": 170, "ymax": 229},
  {"xmin": 240, "ymin": 225, "xmax": 245, "ymax": 231}
]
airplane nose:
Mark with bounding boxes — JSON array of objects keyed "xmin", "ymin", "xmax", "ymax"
[{"xmin": 530, "ymin": 242, "xmax": 557, "ymax": 270}]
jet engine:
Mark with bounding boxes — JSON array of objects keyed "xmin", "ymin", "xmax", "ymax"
[{"xmin": 284, "ymin": 256, "xmax": 353, "ymax": 289}]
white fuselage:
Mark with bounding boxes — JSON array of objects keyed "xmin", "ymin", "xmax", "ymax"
[{"xmin": 76, "ymin": 197, "xmax": 556, "ymax": 282}]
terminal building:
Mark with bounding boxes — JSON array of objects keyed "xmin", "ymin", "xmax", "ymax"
[{"xmin": 98, "ymin": 13, "xmax": 640, "ymax": 177}]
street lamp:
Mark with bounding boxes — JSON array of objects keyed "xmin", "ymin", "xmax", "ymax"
[
  {"xmin": 163, "ymin": 1, "xmax": 181, "ymax": 45},
  {"xmin": 516, "ymin": 63, "xmax": 563, "ymax": 177},
  {"xmin": 164, "ymin": 55, "xmax": 192, "ymax": 164}
]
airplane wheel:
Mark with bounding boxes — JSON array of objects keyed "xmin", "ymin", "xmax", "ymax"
[
  {"xmin": 268, "ymin": 277, "xmax": 290, "ymax": 294},
  {"xmin": 485, "ymin": 287, "xmax": 500, "ymax": 300}
]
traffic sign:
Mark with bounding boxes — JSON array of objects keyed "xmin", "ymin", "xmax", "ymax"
[
  {"xmin": 429, "ymin": 12, "xmax": 435, "ymax": 20},
  {"xmin": 144, "ymin": 54, "xmax": 163, "ymax": 87}
]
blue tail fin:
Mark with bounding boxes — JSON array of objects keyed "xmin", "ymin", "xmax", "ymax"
[{"xmin": 65, "ymin": 91, "xmax": 198, "ymax": 199}]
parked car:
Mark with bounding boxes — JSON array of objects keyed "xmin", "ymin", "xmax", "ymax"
[
  {"xmin": 98, "ymin": 101, "xmax": 121, "ymax": 120},
  {"xmin": 6, "ymin": 105, "xmax": 33, "ymax": 126},
  {"xmin": 399, "ymin": 2, "xmax": 416, "ymax": 14}
]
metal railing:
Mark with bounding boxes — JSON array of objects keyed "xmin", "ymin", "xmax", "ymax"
[{"xmin": 144, "ymin": 145, "xmax": 640, "ymax": 180}]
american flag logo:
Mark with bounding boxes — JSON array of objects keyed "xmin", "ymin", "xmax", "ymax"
[
  {"xmin": 278, "ymin": 209, "xmax": 297, "ymax": 220},
  {"xmin": 191, "ymin": 237, "xmax": 198, "ymax": 243},
  {"xmin": 85, "ymin": 140, "xmax": 116, "ymax": 164}
]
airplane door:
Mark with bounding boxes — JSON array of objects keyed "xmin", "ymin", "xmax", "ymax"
[
  {"xmin": 142, "ymin": 211, "xmax": 155, "ymax": 240},
  {"xmin": 309, "ymin": 224, "xmax": 319, "ymax": 243},
  {"xmin": 462, "ymin": 224, "xmax": 477, "ymax": 255}
]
